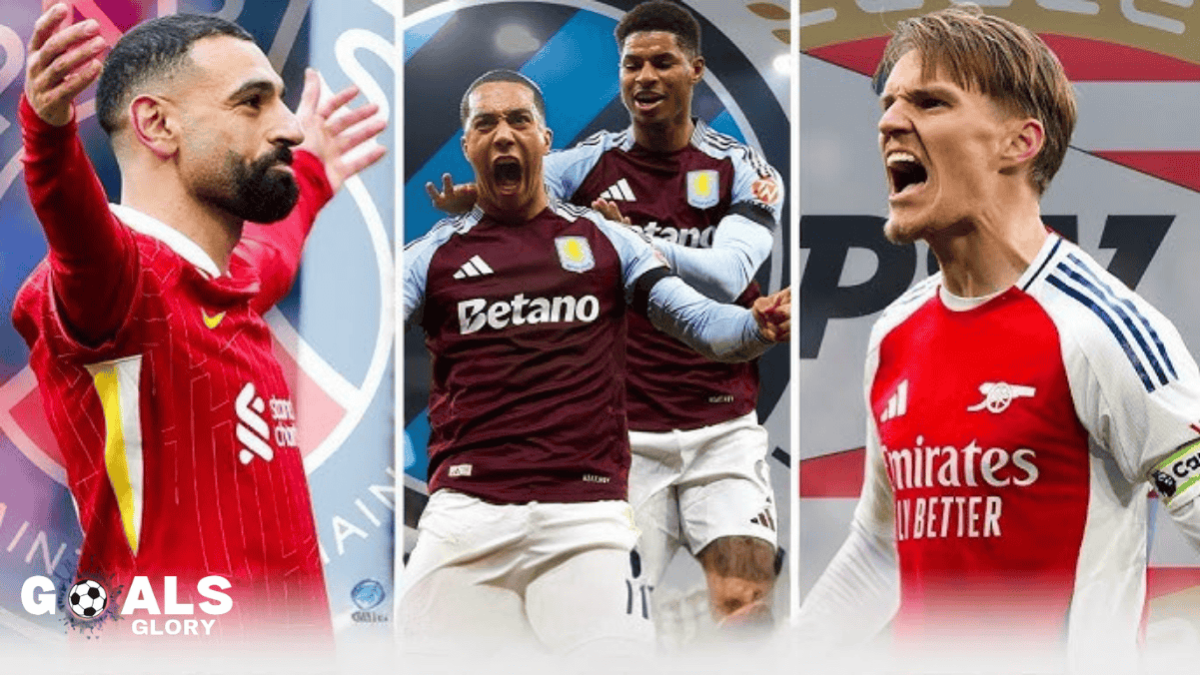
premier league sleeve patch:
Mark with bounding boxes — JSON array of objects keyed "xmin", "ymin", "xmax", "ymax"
[
  {"xmin": 1151, "ymin": 439, "xmax": 1200, "ymax": 509},
  {"xmin": 687, "ymin": 170, "xmax": 720, "ymax": 209},
  {"xmin": 555, "ymin": 236, "xmax": 595, "ymax": 273}
]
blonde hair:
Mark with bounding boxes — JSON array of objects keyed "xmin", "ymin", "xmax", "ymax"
[{"xmin": 872, "ymin": 5, "xmax": 1077, "ymax": 195}]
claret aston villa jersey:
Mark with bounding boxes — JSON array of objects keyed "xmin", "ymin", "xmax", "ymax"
[
  {"xmin": 543, "ymin": 121, "xmax": 784, "ymax": 431},
  {"xmin": 405, "ymin": 202, "xmax": 666, "ymax": 504},
  {"xmin": 857, "ymin": 234, "xmax": 1200, "ymax": 655}
]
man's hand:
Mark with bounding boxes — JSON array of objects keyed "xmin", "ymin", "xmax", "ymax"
[
  {"xmin": 295, "ymin": 68, "xmax": 387, "ymax": 193},
  {"xmin": 752, "ymin": 287, "xmax": 790, "ymax": 342},
  {"xmin": 25, "ymin": 3, "xmax": 107, "ymax": 127},
  {"xmin": 425, "ymin": 174, "xmax": 477, "ymax": 214},
  {"xmin": 591, "ymin": 197, "xmax": 631, "ymax": 225}
]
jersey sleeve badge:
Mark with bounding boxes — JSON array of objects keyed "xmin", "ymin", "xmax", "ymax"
[
  {"xmin": 752, "ymin": 177, "xmax": 782, "ymax": 206},
  {"xmin": 1152, "ymin": 438, "xmax": 1200, "ymax": 509},
  {"xmin": 687, "ymin": 170, "xmax": 720, "ymax": 209},
  {"xmin": 555, "ymin": 236, "xmax": 595, "ymax": 273}
]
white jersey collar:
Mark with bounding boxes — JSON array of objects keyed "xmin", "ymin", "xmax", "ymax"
[
  {"xmin": 939, "ymin": 234, "xmax": 1061, "ymax": 312},
  {"xmin": 109, "ymin": 203, "xmax": 223, "ymax": 278}
]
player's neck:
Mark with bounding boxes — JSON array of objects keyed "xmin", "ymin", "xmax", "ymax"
[
  {"xmin": 121, "ymin": 181, "xmax": 242, "ymax": 275},
  {"xmin": 633, "ymin": 116, "xmax": 694, "ymax": 153},
  {"xmin": 481, "ymin": 190, "xmax": 550, "ymax": 225},
  {"xmin": 927, "ymin": 196, "xmax": 1048, "ymax": 298}
]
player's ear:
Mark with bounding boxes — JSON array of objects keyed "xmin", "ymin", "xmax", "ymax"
[
  {"xmin": 1001, "ymin": 117, "xmax": 1044, "ymax": 172},
  {"xmin": 690, "ymin": 54, "xmax": 705, "ymax": 84},
  {"xmin": 460, "ymin": 133, "xmax": 469, "ymax": 161},
  {"xmin": 129, "ymin": 94, "xmax": 179, "ymax": 159},
  {"xmin": 541, "ymin": 125, "xmax": 553, "ymax": 153}
]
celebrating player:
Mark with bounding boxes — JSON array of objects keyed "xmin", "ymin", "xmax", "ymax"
[
  {"xmin": 13, "ymin": 5, "xmax": 385, "ymax": 640},
  {"xmin": 402, "ymin": 69, "xmax": 788, "ymax": 658},
  {"xmin": 427, "ymin": 0, "xmax": 786, "ymax": 631},
  {"xmin": 796, "ymin": 5, "xmax": 1200, "ymax": 670}
]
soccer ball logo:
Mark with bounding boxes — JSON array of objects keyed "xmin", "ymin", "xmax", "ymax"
[{"xmin": 68, "ymin": 580, "xmax": 108, "ymax": 619}]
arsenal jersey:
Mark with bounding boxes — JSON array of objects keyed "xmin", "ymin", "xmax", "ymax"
[
  {"xmin": 857, "ymin": 234, "xmax": 1200, "ymax": 658},
  {"xmin": 12, "ymin": 99, "xmax": 331, "ymax": 634},
  {"xmin": 543, "ymin": 121, "xmax": 783, "ymax": 431}
]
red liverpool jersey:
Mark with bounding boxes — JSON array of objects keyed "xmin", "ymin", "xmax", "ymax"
[
  {"xmin": 12, "ymin": 98, "xmax": 332, "ymax": 635},
  {"xmin": 543, "ymin": 122, "xmax": 783, "ymax": 431},
  {"xmin": 858, "ymin": 234, "xmax": 1200, "ymax": 659}
]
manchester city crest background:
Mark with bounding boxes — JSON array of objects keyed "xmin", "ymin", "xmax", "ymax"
[
  {"xmin": 401, "ymin": 0, "xmax": 794, "ymax": 643},
  {"xmin": 0, "ymin": 0, "xmax": 396, "ymax": 650}
]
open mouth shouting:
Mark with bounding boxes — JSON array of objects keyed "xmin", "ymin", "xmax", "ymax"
[
  {"xmin": 492, "ymin": 156, "xmax": 523, "ymax": 193},
  {"xmin": 886, "ymin": 150, "xmax": 928, "ymax": 200}
]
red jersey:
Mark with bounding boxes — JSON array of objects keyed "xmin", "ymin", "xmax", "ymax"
[
  {"xmin": 11, "ymin": 97, "xmax": 332, "ymax": 636},
  {"xmin": 858, "ymin": 235, "xmax": 1200, "ymax": 660}
]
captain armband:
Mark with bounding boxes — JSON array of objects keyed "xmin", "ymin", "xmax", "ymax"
[
  {"xmin": 631, "ymin": 267, "xmax": 672, "ymax": 316},
  {"xmin": 1150, "ymin": 439, "xmax": 1200, "ymax": 509}
]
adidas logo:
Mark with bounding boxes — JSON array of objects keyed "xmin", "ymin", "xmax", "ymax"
[
  {"xmin": 880, "ymin": 379, "xmax": 908, "ymax": 423},
  {"xmin": 750, "ymin": 509, "xmax": 776, "ymax": 532},
  {"xmin": 600, "ymin": 178, "xmax": 636, "ymax": 202},
  {"xmin": 453, "ymin": 255, "xmax": 494, "ymax": 280}
]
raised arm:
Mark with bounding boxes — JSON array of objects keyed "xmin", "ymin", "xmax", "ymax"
[
  {"xmin": 21, "ymin": 4, "xmax": 134, "ymax": 346},
  {"xmin": 242, "ymin": 68, "xmax": 386, "ymax": 312}
]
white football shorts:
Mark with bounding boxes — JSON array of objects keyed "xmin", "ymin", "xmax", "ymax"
[
  {"xmin": 399, "ymin": 490, "xmax": 654, "ymax": 657},
  {"xmin": 628, "ymin": 411, "xmax": 778, "ymax": 583}
]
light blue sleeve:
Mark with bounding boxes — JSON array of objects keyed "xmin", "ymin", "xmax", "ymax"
[
  {"xmin": 654, "ymin": 213, "xmax": 776, "ymax": 302},
  {"xmin": 403, "ymin": 220, "xmax": 460, "ymax": 330},
  {"xmin": 646, "ymin": 276, "xmax": 773, "ymax": 362},
  {"xmin": 542, "ymin": 132, "xmax": 611, "ymax": 201},
  {"xmin": 589, "ymin": 213, "xmax": 667, "ymax": 299},
  {"xmin": 590, "ymin": 212, "xmax": 773, "ymax": 363}
]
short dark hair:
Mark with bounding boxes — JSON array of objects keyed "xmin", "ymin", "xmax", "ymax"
[
  {"xmin": 872, "ymin": 5, "xmax": 1076, "ymax": 195},
  {"xmin": 459, "ymin": 70, "xmax": 547, "ymax": 128},
  {"xmin": 615, "ymin": 0, "xmax": 701, "ymax": 57},
  {"xmin": 96, "ymin": 14, "xmax": 255, "ymax": 135}
]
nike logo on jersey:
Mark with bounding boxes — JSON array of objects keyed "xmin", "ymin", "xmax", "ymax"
[
  {"xmin": 201, "ymin": 308, "xmax": 226, "ymax": 329},
  {"xmin": 600, "ymin": 178, "xmax": 636, "ymax": 202},
  {"xmin": 453, "ymin": 255, "xmax": 494, "ymax": 280},
  {"xmin": 880, "ymin": 380, "xmax": 908, "ymax": 422},
  {"xmin": 236, "ymin": 383, "xmax": 274, "ymax": 465},
  {"xmin": 966, "ymin": 382, "xmax": 1036, "ymax": 414}
]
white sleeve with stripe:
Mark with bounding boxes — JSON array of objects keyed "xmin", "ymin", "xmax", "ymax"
[
  {"xmin": 1028, "ymin": 240, "xmax": 1200, "ymax": 665},
  {"xmin": 1033, "ymin": 242, "xmax": 1200, "ymax": 530}
]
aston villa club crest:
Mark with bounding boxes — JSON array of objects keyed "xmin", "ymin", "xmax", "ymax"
[
  {"xmin": 555, "ymin": 236, "xmax": 595, "ymax": 273},
  {"xmin": 686, "ymin": 170, "xmax": 720, "ymax": 209}
]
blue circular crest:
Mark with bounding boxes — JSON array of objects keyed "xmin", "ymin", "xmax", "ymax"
[{"xmin": 350, "ymin": 579, "xmax": 386, "ymax": 610}]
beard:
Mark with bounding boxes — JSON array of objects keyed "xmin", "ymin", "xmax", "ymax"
[{"xmin": 203, "ymin": 145, "xmax": 300, "ymax": 224}]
